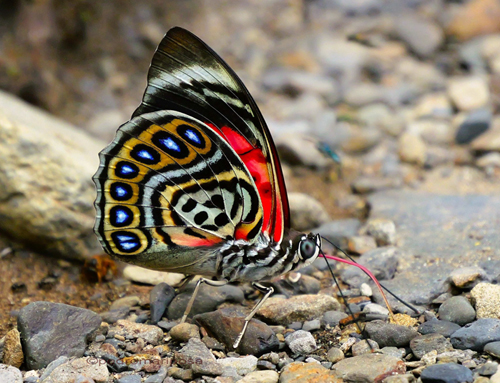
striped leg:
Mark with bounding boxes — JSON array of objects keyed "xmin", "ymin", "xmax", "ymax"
[{"xmin": 233, "ymin": 282, "xmax": 274, "ymax": 349}]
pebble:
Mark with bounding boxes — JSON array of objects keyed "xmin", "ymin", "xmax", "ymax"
[
  {"xmin": 351, "ymin": 176, "xmax": 403, "ymax": 194},
  {"xmin": 398, "ymin": 132, "xmax": 427, "ymax": 166},
  {"xmin": 17, "ymin": 301, "xmax": 102, "ymax": 369},
  {"xmin": 174, "ymin": 338, "xmax": 220, "ymax": 374},
  {"xmin": 410, "ymin": 333, "xmax": 454, "ymax": 360},
  {"xmin": 365, "ymin": 219, "xmax": 397, "ymax": 246},
  {"xmin": 280, "ymin": 361, "xmax": 342, "ymax": 383},
  {"xmin": 347, "ymin": 235, "xmax": 377, "ymax": 255},
  {"xmin": 412, "ymin": 93, "xmax": 453, "ymax": 120},
  {"xmin": 418, "ymin": 319, "xmax": 461, "ymax": 338},
  {"xmin": 111, "ymin": 320, "xmax": 163, "ymax": 345},
  {"xmin": 218, "ymin": 355, "xmax": 258, "ymax": 376},
  {"xmin": 332, "ymin": 353, "xmax": 406, "ymax": 382},
  {"xmin": 381, "ymin": 347, "xmax": 406, "ymax": 359},
  {"xmin": 287, "ymin": 192, "xmax": 330, "ymax": 231},
  {"xmin": 470, "ymin": 282, "xmax": 500, "ymax": 318},
  {"xmin": 194, "ymin": 308, "xmax": 279, "ymax": 355},
  {"xmin": 302, "ymin": 319, "xmax": 321, "ymax": 332},
  {"xmin": 321, "ymin": 310, "xmax": 348, "ymax": 328},
  {"xmin": 395, "ymin": 14, "xmax": 444, "ymax": 58},
  {"xmin": 477, "ymin": 152, "xmax": 500, "ymax": 168},
  {"xmin": 0, "ymin": 364, "xmax": 22, "ymax": 383},
  {"xmin": 408, "ymin": 120, "xmax": 454, "ymax": 145},
  {"xmin": 41, "ymin": 357, "xmax": 109, "ymax": 383},
  {"xmin": 257, "ymin": 294, "xmax": 340, "ymax": 325},
  {"xmin": 455, "ymin": 108, "xmax": 492, "ymax": 144},
  {"xmin": 351, "ymin": 339, "xmax": 379, "ymax": 356},
  {"xmin": 420, "ymin": 363, "xmax": 473, "ymax": 383},
  {"xmin": 449, "ymin": 266, "xmax": 486, "ymax": 288},
  {"xmin": 471, "ymin": 119, "xmax": 500, "ymax": 151},
  {"xmin": 448, "ymin": 76, "xmax": 490, "ymax": 111},
  {"xmin": 100, "ymin": 306, "xmax": 130, "ymax": 324},
  {"xmin": 236, "ymin": 370, "xmax": 279, "ymax": 383},
  {"xmin": 116, "ymin": 375, "xmax": 141, "ymax": 383},
  {"xmin": 476, "ymin": 361, "xmax": 499, "ymax": 376},
  {"xmin": 383, "ymin": 374, "xmax": 415, "ymax": 383},
  {"xmin": 326, "ymin": 347, "xmax": 344, "ymax": 363},
  {"xmin": 438, "ymin": 296, "xmax": 476, "ymax": 326},
  {"xmin": 275, "ymin": 134, "xmax": 332, "ymax": 170},
  {"xmin": 123, "ymin": 266, "xmax": 185, "ymax": 286},
  {"xmin": 365, "ymin": 320, "xmax": 419, "ymax": 348},
  {"xmin": 2, "ymin": 328, "xmax": 23, "ymax": 368},
  {"xmin": 169, "ymin": 323, "xmax": 200, "ymax": 342},
  {"xmin": 109, "ymin": 296, "xmax": 141, "ymax": 311},
  {"xmin": 363, "ymin": 303, "xmax": 389, "ymax": 317},
  {"xmin": 285, "ymin": 330, "xmax": 316, "ymax": 355},
  {"xmin": 451, "ymin": 318, "xmax": 500, "ymax": 351},
  {"xmin": 485, "ymin": 341, "xmax": 500, "ymax": 358},
  {"xmin": 150, "ymin": 282, "xmax": 175, "ymax": 324}
]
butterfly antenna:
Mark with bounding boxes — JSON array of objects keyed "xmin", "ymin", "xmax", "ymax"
[
  {"xmin": 320, "ymin": 248, "xmax": 365, "ymax": 336},
  {"xmin": 321, "ymin": 236, "xmax": 421, "ymax": 316}
]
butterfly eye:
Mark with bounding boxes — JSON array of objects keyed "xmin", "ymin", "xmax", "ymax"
[{"xmin": 299, "ymin": 238, "xmax": 318, "ymax": 260}]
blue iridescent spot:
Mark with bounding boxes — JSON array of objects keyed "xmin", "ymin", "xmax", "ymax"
[
  {"xmin": 110, "ymin": 206, "xmax": 133, "ymax": 227},
  {"xmin": 159, "ymin": 137, "xmax": 181, "ymax": 152},
  {"xmin": 111, "ymin": 231, "xmax": 141, "ymax": 253},
  {"xmin": 115, "ymin": 186, "xmax": 127, "ymax": 197},
  {"xmin": 115, "ymin": 161, "xmax": 139, "ymax": 179},
  {"xmin": 110, "ymin": 182, "xmax": 133, "ymax": 201},
  {"xmin": 138, "ymin": 149, "xmax": 155, "ymax": 160},
  {"xmin": 185, "ymin": 129, "xmax": 201, "ymax": 144},
  {"xmin": 130, "ymin": 144, "xmax": 160, "ymax": 164}
]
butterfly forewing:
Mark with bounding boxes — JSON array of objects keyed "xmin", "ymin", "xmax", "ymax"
[
  {"xmin": 94, "ymin": 110, "xmax": 264, "ymax": 271},
  {"xmin": 132, "ymin": 27, "xmax": 289, "ymax": 243}
]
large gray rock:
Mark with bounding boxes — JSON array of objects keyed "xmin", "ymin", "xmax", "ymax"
[
  {"xmin": 367, "ymin": 191, "xmax": 500, "ymax": 312},
  {"xmin": 0, "ymin": 90, "xmax": 105, "ymax": 259},
  {"xmin": 17, "ymin": 301, "xmax": 102, "ymax": 369}
]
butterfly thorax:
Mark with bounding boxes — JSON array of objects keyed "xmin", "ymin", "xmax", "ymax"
[{"xmin": 217, "ymin": 230, "xmax": 321, "ymax": 283}]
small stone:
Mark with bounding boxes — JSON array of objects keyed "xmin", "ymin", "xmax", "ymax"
[
  {"xmin": 258, "ymin": 294, "xmax": 340, "ymax": 325},
  {"xmin": 477, "ymin": 152, "xmax": 500, "ymax": 168},
  {"xmin": 360, "ymin": 283, "xmax": 373, "ymax": 297},
  {"xmin": 446, "ymin": 0, "xmax": 500, "ymax": 40},
  {"xmin": 420, "ymin": 363, "xmax": 473, "ymax": 383},
  {"xmin": 455, "ymin": 108, "xmax": 492, "ymax": 144},
  {"xmin": 365, "ymin": 320, "xmax": 419, "ymax": 348},
  {"xmin": 485, "ymin": 341, "xmax": 500, "ymax": 358},
  {"xmin": 381, "ymin": 347, "xmax": 406, "ymax": 359},
  {"xmin": 448, "ymin": 77, "xmax": 490, "ymax": 112},
  {"xmin": 438, "ymin": 296, "xmax": 476, "ymax": 326},
  {"xmin": 363, "ymin": 303, "xmax": 389, "ymax": 317},
  {"xmin": 365, "ymin": 219, "xmax": 397, "ymax": 246},
  {"xmin": 100, "ymin": 306, "xmax": 130, "ymax": 324},
  {"xmin": 471, "ymin": 119, "xmax": 500, "ymax": 151},
  {"xmin": 347, "ymin": 236, "xmax": 377, "ymax": 255},
  {"xmin": 109, "ymin": 296, "xmax": 141, "ymax": 311},
  {"xmin": 2, "ymin": 328, "xmax": 23, "ymax": 368},
  {"xmin": 410, "ymin": 333, "xmax": 454, "ymax": 360},
  {"xmin": 321, "ymin": 310, "xmax": 348, "ymax": 328},
  {"xmin": 471, "ymin": 282, "xmax": 500, "ymax": 319},
  {"xmin": 167, "ymin": 366, "xmax": 193, "ymax": 381},
  {"xmin": 383, "ymin": 374, "xmax": 415, "ymax": 383},
  {"xmin": 123, "ymin": 266, "xmax": 185, "ymax": 286},
  {"xmin": 275, "ymin": 134, "xmax": 332, "ymax": 170},
  {"xmin": 450, "ymin": 267, "xmax": 486, "ymax": 288},
  {"xmin": 315, "ymin": 219, "xmax": 362, "ymax": 249},
  {"xmin": 451, "ymin": 318, "xmax": 500, "ymax": 351},
  {"xmin": 169, "ymin": 323, "xmax": 200, "ymax": 342},
  {"xmin": 218, "ymin": 355, "xmax": 258, "ymax": 376},
  {"xmin": 0, "ymin": 364, "xmax": 22, "ymax": 383},
  {"xmin": 150, "ymin": 283, "xmax": 175, "ymax": 324},
  {"xmin": 111, "ymin": 320, "xmax": 163, "ymax": 345},
  {"xmin": 17, "ymin": 302, "xmax": 101, "ymax": 369},
  {"xmin": 412, "ymin": 93, "xmax": 453, "ymax": 120},
  {"xmin": 476, "ymin": 361, "xmax": 499, "ymax": 376},
  {"xmin": 41, "ymin": 357, "xmax": 109, "ymax": 383},
  {"xmin": 332, "ymin": 354, "xmax": 406, "ymax": 382},
  {"xmin": 418, "ymin": 319, "xmax": 461, "ymax": 338},
  {"xmin": 302, "ymin": 320, "xmax": 321, "ymax": 332},
  {"xmin": 237, "ymin": 370, "xmax": 279, "ymax": 383},
  {"xmin": 398, "ymin": 132, "xmax": 426, "ymax": 166},
  {"xmin": 351, "ymin": 339, "xmax": 379, "ymax": 356},
  {"xmin": 395, "ymin": 14, "xmax": 444, "ymax": 58},
  {"xmin": 326, "ymin": 347, "xmax": 344, "ymax": 363},
  {"xmin": 285, "ymin": 330, "xmax": 316, "ymax": 355},
  {"xmin": 288, "ymin": 193, "xmax": 330, "ymax": 231},
  {"xmin": 116, "ymin": 375, "xmax": 141, "ymax": 383},
  {"xmin": 351, "ymin": 176, "xmax": 402, "ymax": 194},
  {"xmin": 280, "ymin": 361, "xmax": 342, "ymax": 383}
]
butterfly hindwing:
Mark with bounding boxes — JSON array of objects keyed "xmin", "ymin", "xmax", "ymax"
[
  {"xmin": 132, "ymin": 27, "xmax": 289, "ymax": 244},
  {"xmin": 93, "ymin": 110, "xmax": 263, "ymax": 270}
]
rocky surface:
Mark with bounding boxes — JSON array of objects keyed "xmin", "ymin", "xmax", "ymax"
[{"xmin": 1, "ymin": 1, "xmax": 500, "ymax": 382}]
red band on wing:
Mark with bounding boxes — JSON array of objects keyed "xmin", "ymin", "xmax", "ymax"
[{"xmin": 207, "ymin": 123, "xmax": 274, "ymax": 241}]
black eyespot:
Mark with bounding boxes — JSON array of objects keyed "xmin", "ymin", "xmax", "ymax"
[{"xmin": 299, "ymin": 239, "xmax": 317, "ymax": 259}]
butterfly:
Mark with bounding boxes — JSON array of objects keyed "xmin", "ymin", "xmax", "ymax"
[{"xmin": 93, "ymin": 27, "xmax": 398, "ymax": 349}]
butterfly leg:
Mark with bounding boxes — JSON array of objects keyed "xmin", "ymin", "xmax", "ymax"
[
  {"xmin": 180, "ymin": 278, "xmax": 228, "ymax": 323},
  {"xmin": 233, "ymin": 282, "xmax": 274, "ymax": 349}
]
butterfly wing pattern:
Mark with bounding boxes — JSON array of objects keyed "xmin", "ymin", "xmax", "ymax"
[{"xmin": 93, "ymin": 27, "xmax": 324, "ymax": 346}]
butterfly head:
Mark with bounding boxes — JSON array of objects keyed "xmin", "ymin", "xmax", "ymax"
[{"xmin": 286, "ymin": 231, "xmax": 322, "ymax": 270}]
